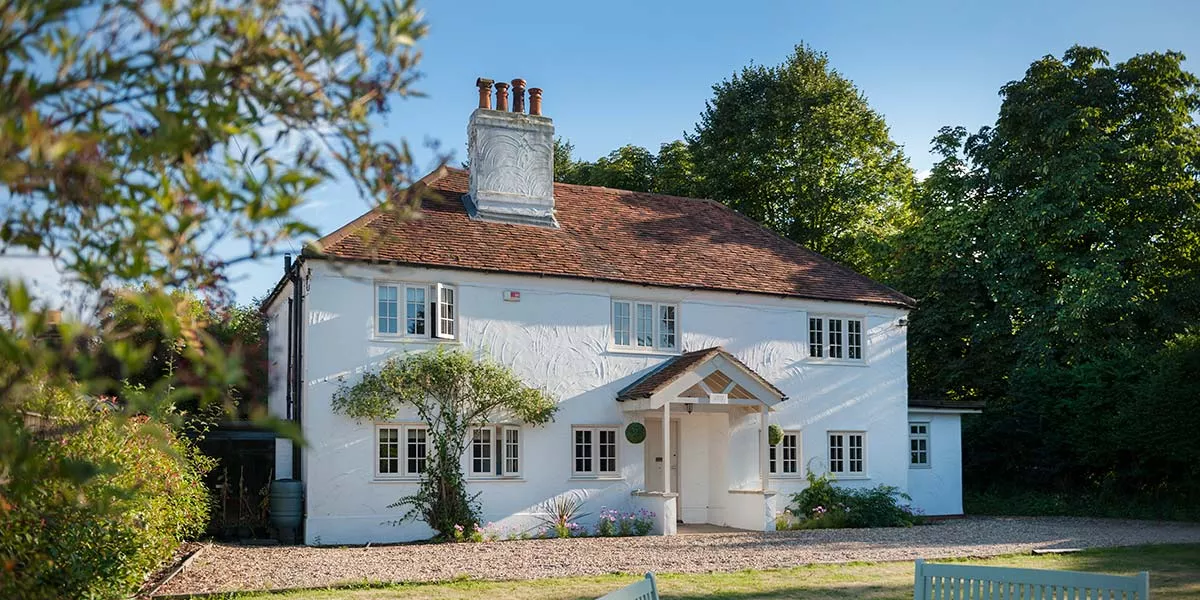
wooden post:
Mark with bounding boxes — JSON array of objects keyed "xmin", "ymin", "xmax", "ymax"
[{"xmin": 662, "ymin": 401, "xmax": 671, "ymax": 495}]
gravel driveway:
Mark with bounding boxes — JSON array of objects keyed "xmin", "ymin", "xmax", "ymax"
[{"xmin": 156, "ymin": 517, "xmax": 1200, "ymax": 596}]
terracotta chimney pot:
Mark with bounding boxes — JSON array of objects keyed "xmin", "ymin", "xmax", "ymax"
[
  {"xmin": 475, "ymin": 78, "xmax": 494, "ymax": 109},
  {"xmin": 494, "ymin": 82, "xmax": 510, "ymax": 112},
  {"xmin": 511, "ymin": 79, "xmax": 527, "ymax": 113},
  {"xmin": 528, "ymin": 88, "xmax": 543, "ymax": 116}
]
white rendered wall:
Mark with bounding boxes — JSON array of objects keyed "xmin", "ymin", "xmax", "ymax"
[
  {"xmin": 288, "ymin": 260, "xmax": 911, "ymax": 544},
  {"xmin": 905, "ymin": 412, "xmax": 965, "ymax": 516},
  {"xmin": 264, "ymin": 283, "xmax": 293, "ymax": 480}
]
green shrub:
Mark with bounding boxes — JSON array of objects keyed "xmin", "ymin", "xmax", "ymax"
[
  {"xmin": 0, "ymin": 388, "xmax": 213, "ymax": 599},
  {"xmin": 964, "ymin": 489, "xmax": 1200, "ymax": 521},
  {"xmin": 786, "ymin": 472, "xmax": 921, "ymax": 529}
]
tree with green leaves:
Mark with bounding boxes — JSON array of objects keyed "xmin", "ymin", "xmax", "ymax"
[
  {"xmin": 688, "ymin": 43, "xmax": 915, "ymax": 274},
  {"xmin": 557, "ymin": 141, "xmax": 697, "ymax": 197},
  {"xmin": 891, "ymin": 46, "xmax": 1200, "ymax": 512},
  {"xmin": 553, "ymin": 137, "xmax": 577, "ymax": 181},
  {"xmin": 332, "ymin": 348, "xmax": 557, "ymax": 539},
  {"xmin": 565, "ymin": 144, "xmax": 656, "ymax": 191},
  {"xmin": 0, "ymin": 0, "xmax": 429, "ymax": 595}
]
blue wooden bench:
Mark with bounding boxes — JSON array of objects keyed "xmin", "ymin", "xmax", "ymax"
[
  {"xmin": 915, "ymin": 559, "xmax": 1150, "ymax": 599},
  {"xmin": 597, "ymin": 572, "xmax": 659, "ymax": 600}
]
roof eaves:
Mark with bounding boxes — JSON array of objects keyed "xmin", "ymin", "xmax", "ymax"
[
  {"xmin": 615, "ymin": 347, "xmax": 721, "ymax": 401},
  {"xmin": 304, "ymin": 253, "xmax": 914, "ymax": 308}
]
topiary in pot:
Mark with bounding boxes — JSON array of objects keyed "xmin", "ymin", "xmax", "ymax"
[{"xmin": 625, "ymin": 422, "xmax": 646, "ymax": 444}]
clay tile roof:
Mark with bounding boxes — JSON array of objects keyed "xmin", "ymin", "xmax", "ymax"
[
  {"xmin": 312, "ymin": 166, "xmax": 914, "ymax": 307},
  {"xmin": 615, "ymin": 346, "xmax": 787, "ymax": 402}
]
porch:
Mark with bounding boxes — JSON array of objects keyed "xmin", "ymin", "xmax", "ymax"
[{"xmin": 617, "ymin": 347, "xmax": 787, "ymax": 536}]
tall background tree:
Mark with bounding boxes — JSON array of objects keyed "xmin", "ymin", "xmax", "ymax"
[
  {"xmin": 687, "ymin": 44, "xmax": 915, "ymax": 274},
  {"xmin": 889, "ymin": 46, "xmax": 1200, "ymax": 515},
  {"xmin": 561, "ymin": 44, "xmax": 915, "ymax": 275}
]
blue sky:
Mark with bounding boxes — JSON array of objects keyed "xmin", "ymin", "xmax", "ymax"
[{"xmin": 4, "ymin": 0, "xmax": 1200, "ymax": 306}]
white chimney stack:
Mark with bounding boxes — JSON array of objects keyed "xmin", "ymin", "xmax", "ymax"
[{"xmin": 464, "ymin": 77, "xmax": 557, "ymax": 228}]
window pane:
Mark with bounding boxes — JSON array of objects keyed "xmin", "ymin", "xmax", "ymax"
[
  {"xmin": 574, "ymin": 429, "xmax": 593, "ymax": 473},
  {"xmin": 909, "ymin": 423, "xmax": 929, "ymax": 466},
  {"xmin": 659, "ymin": 305, "xmax": 677, "ymax": 350},
  {"xmin": 848, "ymin": 434, "xmax": 863, "ymax": 473},
  {"xmin": 613, "ymin": 302, "xmax": 631, "ymax": 346},
  {"xmin": 472, "ymin": 428, "xmax": 492, "ymax": 474},
  {"xmin": 407, "ymin": 427, "xmax": 427, "ymax": 474},
  {"xmin": 828, "ymin": 319, "xmax": 843, "ymax": 359},
  {"xmin": 782, "ymin": 433, "xmax": 798, "ymax": 474},
  {"xmin": 598, "ymin": 429, "xmax": 617, "ymax": 473},
  {"xmin": 504, "ymin": 428, "xmax": 520, "ymax": 474},
  {"xmin": 769, "ymin": 443, "xmax": 777, "ymax": 474},
  {"xmin": 635, "ymin": 303, "xmax": 654, "ymax": 347},
  {"xmin": 439, "ymin": 286, "xmax": 455, "ymax": 338},
  {"xmin": 406, "ymin": 287, "xmax": 426, "ymax": 335},
  {"xmin": 847, "ymin": 319, "xmax": 863, "ymax": 360},
  {"xmin": 378, "ymin": 427, "xmax": 399, "ymax": 474},
  {"xmin": 828, "ymin": 434, "xmax": 843, "ymax": 473},
  {"xmin": 378, "ymin": 286, "xmax": 399, "ymax": 334},
  {"xmin": 809, "ymin": 318, "xmax": 823, "ymax": 358}
]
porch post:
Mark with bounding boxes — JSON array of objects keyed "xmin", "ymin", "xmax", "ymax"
[
  {"xmin": 759, "ymin": 403, "xmax": 769, "ymax": 492},
  {"xmin": 662, "ymin": 401, "xmax": 671, "ymax": 494}
]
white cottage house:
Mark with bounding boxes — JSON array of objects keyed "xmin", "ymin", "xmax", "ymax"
[{"xmin": 263, "ymin": 78, "xmax": 980, "ymax": 545}]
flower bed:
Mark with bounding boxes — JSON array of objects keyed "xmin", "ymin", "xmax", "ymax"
[
  {"xmin": 777, "ymin": 472, "xmax": 924, "ymax": 530},
  {"xmin": 449, "ymin": 507, "xmax": 656, "ymax": 542}
]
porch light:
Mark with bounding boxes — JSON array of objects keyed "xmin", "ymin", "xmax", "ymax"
[{"xmin": 686, "ymin": 403, "xmax": 694, "ymax": 414}]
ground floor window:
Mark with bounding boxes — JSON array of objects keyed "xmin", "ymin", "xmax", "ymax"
[
  {"xmin": 572, "ymin": 426, "xmax": 619, "ymax": 477},
  {"xmin": 769, "ymin": 431, "xmax": 801, "ymax": 476},
  {"xmin": 470, "ymin": 425, "xmax": 522, "ymax": 478},
  {"xmin": 375, "ymin": 424, "xmax": 429, "ymax": 479},
  {"xmin": 828, "ymin": 431, "xmax": 865, "ymax": 475},
  {"xmin": 909, "ymin": 422, "xmax": 930, "ymax": 468}
]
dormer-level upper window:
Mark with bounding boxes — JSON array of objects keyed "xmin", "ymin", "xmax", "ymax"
[
  {"xmin": 376, "ymin": 282, "xmax": 458, "ymax": 340},
  {"xmin": 612, "ymin": 300, "xmax": 678, "ymax": 352},
  {"xmin": 808, "ymin": 316, "xmax": 864, "ymax": 361}
]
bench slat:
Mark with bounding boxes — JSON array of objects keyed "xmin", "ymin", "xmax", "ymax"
[
  {"xmin": 597, "ymin": 572, "xmax": 659, "ymax": 600},
  {"xmin": 914, "ymin": 561, "xmax": 1149, "ymax": 600},
  {"xmin": 919, "ymin": 563, "xmax": 1145, "ymax": 591}
]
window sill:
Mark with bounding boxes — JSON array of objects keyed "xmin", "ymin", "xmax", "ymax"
[
  {"xmin": 371, "ymin": 477, "xmax": 422, "ymax": 484},
  {"xmin": 909, "ymin": 465, "xmax": 932, "ymax": 470},
  {"xmin": 371, "ymin": 336, "xmax": 461, "ymax": 345},
  {"xmin": 569, "ymin": 475, "xmax": 625, "ymax": 482},
  {"xmin": 769, "ymin": 474, "xmax": 806, "ymax": 480},
  {"xmin": 468, "ymin": 476, "xmax": 525, "ymax": 482},
  {"xmin": 830, "ymin": 474, "xmax": 870, "ymax": 480},
  {"xmin": 606, "ymin": 346, "xmax": 680, "ymax": 357},
  {"xmin": 728, "ymin": 488, "xmax": 778, "ymax": 495},
  {"xmin": 805, "ymin": 359, "xmax": 868, "ymax": 367}
]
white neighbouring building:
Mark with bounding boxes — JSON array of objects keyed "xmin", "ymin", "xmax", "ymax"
[{"xmin": 263, "ymin": 78, "xmax": 981, "ymax": 546}]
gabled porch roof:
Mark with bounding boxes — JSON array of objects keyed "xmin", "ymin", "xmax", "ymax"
[{"xmin": 616, "ymin": 347, "xmax": 787, "ymax": 410}]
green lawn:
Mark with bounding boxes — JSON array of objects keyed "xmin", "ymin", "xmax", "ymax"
[{"xmin": 211, "ymin": 544, "xmax": 1200, "ymax": 600}]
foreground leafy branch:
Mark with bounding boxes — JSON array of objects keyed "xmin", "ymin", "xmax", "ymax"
[{"xmin": 0, "ymin": 1, "xmax": 430, "ymax": 596}]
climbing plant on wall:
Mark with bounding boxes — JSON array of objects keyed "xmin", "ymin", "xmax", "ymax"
[{"xmin": 332, "ymin": 348, "xmax": 557, "ymax": 539}]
